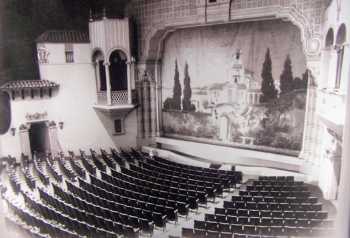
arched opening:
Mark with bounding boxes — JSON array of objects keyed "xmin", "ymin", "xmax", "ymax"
[
  {"xmin": 335, "ymin": 23, "xmax": 347, "ymax": 89},
  {"xmin": 0, "ymin": 92, "xmax": 11, "ymax": 135},
  {"xmin": 92, "ymin": 50, "xmax": 106, "ymax": 92},
  {"xmin": 336, "ymin": 24, "xmax": 346, "ymax": 45},
  {"xmin": 109, "ymin": 50, "xmax": 128, "ymax": 91},
  {"xmin": 325, "ymin": 28, "xmax": 334, "ymax": 48},
  {"xmin": 29, "ymin": 122, "xmax": 50, "ymax": 157}
]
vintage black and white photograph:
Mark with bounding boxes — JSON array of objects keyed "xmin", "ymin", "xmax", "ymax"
[{"xmin": 0, "ymin": 0, "xmax": 349, "ymax": 237}]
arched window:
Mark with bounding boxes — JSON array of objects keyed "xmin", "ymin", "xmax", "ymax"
[
  {"xmin": 325, "ymin": 28, "xmax": 334, "ymax": 48},
  {"xmin": 92, "ymin": 50, "xmax": 106, "ymax": 92},
  {"xmin": 336, "ymin": 24, "xmax": 346, "ymax": 45},
  {"xmin": 109, "ymin": 50, "xmax": 128, "ymax": 91},
  {"xmin": 335, "ymin": 24, "xmax": 347, "ymax": 89}
]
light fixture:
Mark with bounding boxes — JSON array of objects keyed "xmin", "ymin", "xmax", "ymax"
[
  {"xmin": 58, "ymin": 121, "xmax": 64, "ymax": 130},
  {"xmin": 10, "ymin": 127, "xmax": 16, "ymax": 136}
]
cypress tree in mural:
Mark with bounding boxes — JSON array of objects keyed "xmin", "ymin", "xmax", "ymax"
[
  {"xmin": 172, "ymin": 59, "xmax": 182, "ymax": 110},
  {"xmin": 301, "ymin": 69, "xmax": 309, "ymax": 89},
  {"xmin": 182, "ymin": 62, "xmax": 195, "ymax": 112},
  {"xmin": 280, "ymin": 54, "xmax": 294, "ymax": 94},
  {"xmin": 260, "ymin": 48, "xmax": 277, "ymax": 103}
]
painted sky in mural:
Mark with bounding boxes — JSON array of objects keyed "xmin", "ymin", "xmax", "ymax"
[{"xmin": 161, "ymin": 20, "xmax": 308, "ymax": 153}]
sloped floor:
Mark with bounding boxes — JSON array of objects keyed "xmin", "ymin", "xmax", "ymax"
[{"xmin": 0, "ymin": 158, "xmax": 336, "ymax": 238}]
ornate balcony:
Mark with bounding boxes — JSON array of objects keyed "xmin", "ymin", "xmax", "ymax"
[
  {"xmin": 317, "ymin": 88, "xmax": 346, "ymax": 135},
  {"xmin": 94, "ymin": 90, "xmax": 137, "ymax": 117}
]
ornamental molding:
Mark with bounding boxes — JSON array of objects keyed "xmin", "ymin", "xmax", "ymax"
[
  {"xmin": 19, "ymin": 124, "xmax": 28, "ymax": 131},
  {"xmin": 37, "ymin": 46, "xmax": 50, "ymax": 64},
  {"xmin": 142, "ymin": 5, "xmax": 322, "ymax": 62},
  {"xmin": 25, "ymin": 112, "xmax": 48, "ymax": 121}
]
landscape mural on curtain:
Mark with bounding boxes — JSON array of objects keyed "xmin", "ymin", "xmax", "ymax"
[{"xmin": 161, "ymin": 20, "xmax": 308, "ymax": 153}]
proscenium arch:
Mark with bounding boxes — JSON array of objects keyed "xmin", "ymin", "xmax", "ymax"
[
  {"xmin": 144, "ymin": 8, "xmax": 316, "ymax": 63},
  {"xmin": 142, "ymin": 6, "xmax": 320, "ymax": 162}
]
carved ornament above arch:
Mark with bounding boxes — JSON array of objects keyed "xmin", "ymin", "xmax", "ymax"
[{"xmin": 142, "ymin": 5, "xmax": 323, "ymax": 63}]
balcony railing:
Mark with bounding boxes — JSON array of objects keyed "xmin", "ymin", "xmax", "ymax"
[
  {"xmin": 97, "ymin": 90, "xmax": 136, "ymax": 105},
  {"xmin": 112, "ymin": 90, "xmax": 128, "ymax": 104}
]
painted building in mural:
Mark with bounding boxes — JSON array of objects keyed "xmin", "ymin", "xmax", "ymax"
[
  {"xmin": 0, "ymin": 0, "xmax": 349, "ymax": 206},
  {"xmin": 207, "ymin": 51, "xmax": 261, "ymax": 107},
  {"xmin": 161, "ymin": 20, "xmax": 308, "ymax": 152}
]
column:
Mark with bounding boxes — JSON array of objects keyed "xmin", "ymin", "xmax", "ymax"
[
  {"xmin": 336, "ymin": 65, "xmax": 350, "ymax": 238},
  {"xmin": 300, "ymin": 65, "xmax": 322, "ymax": 172},
  {"xmin": 150, "ymin": 79, "xmax": 156, "ymax": 138},
  {"xmin": 95, "ymin": 61, "xmax": 101, "ymax": 92},
  {"xmin": 48, "ymin": 121, "xmax": 62, "ymax": 157},
  {"xmin": 136, "ymin": 80, "xmax": 145, "ymax": 143},
  {"xmin": 155, "ymin": 61, "xmax": 162, "ymax": 137},
  {"xmin": 143, "ymin": 77, "xmax": 150, "ymax": 139},
  {"xmin": 104, "ymin": 62, "xmax": 112, "ymax": 105},
  {"xmin": 126, "ymin": 60, "xmax": 132, "ymax": 104},
  {"xmin": 19, "ymin": 125, "xmax": 31, "ymax": 159}
]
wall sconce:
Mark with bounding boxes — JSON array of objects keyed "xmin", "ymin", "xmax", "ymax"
[
  {"xmin": 10, "ymin": 127, "xmax": 16, "ymax": 136},
  {"xmin": 58, "ymin": 121, "xmax": 64, "ymax": 130}
]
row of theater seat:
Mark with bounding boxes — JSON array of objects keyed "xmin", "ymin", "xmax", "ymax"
[
  {"xmin": 77, "ymin": 175, "xmax": 178, "ymax": 223},
  {"xmin": 205, "ymin": 213, "xmax": 333, "ymax": 227},
  {"xmin": 121, "ymin": 165, "xmax": 210, "ymax": 202},
  {"xmin": 44, "ymin": 185, "xmax": 146, "ymax": 237},
  {"xmin": 231, "ymin": 194, "xmax": 318, "ymax": 204},
  {"xmin": 183, "ymin": 224, "xmax": 331, "ymax": 237},
  {"xmin": 56, "ymin": 156, "xmax": 76, "ymax": 182},
  {"xmin": 98, "ymin": 172, "xmax": 193, "ymax": 214},
  {"xmin": 6, "ymin": 198, "xmax": 79, "ymax": 238},
  {"xmin": 238, "ymin": 190, "xmax": 311, "ymax": 198},
  {"xmin": 138, "ymin": 155, "xmax": 239, "ymax": 188},
  {"xmin": 3, "ymin": 148, "xmax": 243, "ymax": 238},
  {"xmin": 21, "ymin": 191, "xmax": 120, "ymax": 238},
  {"xmin": 22, "ymin": 167, "xmax": 36, "ymax": 190},
  {"xmin": 82, "ymin": 152, "xmax": 202, "ymax": 211},
  {"xmin": 186, "ymin": 176, "xmax": 332, "ymax": 237},
  {"xmin": 246, "ymin": 185, "xmax": 308, "ymax": 192},
  {"xmin": 215, "ymin": 207, "xmax": 327, "ymax": 219},
  {"xmin": 183, "ymin": 227, "xmax": 279, "ymax": 238},
  {"xmin": 223, "ymin": 201, "xmax": 324, "ymax": 213},
  {"xmin": 68, "ymin": 156, "xmax": 86, "ymax": 179},
  {"xmin": 146, "ymin": 151, "xmax": 236, "ymax": 174},
  {"xmin": 3, "ymin": 152, "xmax": 142, "ymax": 238},
  {"xmin": 138, "ymin": 160, "xmax": 225, "ymax": 194},
  {"xmin": 252, "ymin": 180, "xmax": 304, "ymax": 186},
  {"xmin": 127, "ymin": 149, "xmax": 240, "ymax": 180},
  {"xmin": 110, "ymin": 167, "xmax": 202, "ymax": 206}
]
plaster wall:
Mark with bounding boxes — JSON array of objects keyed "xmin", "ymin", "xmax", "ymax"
[
  {"xmin": 0, "ymin": 42, "xmax": 138, "ymax": 159},
  {"xmin": 314, "ymin": 0, "xmax": 350, "ymax": 199}
]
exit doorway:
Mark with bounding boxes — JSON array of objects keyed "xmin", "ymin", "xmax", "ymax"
[{"xmin": 29, "ymin": 122, "xmax": 50, "ymax": 157}]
